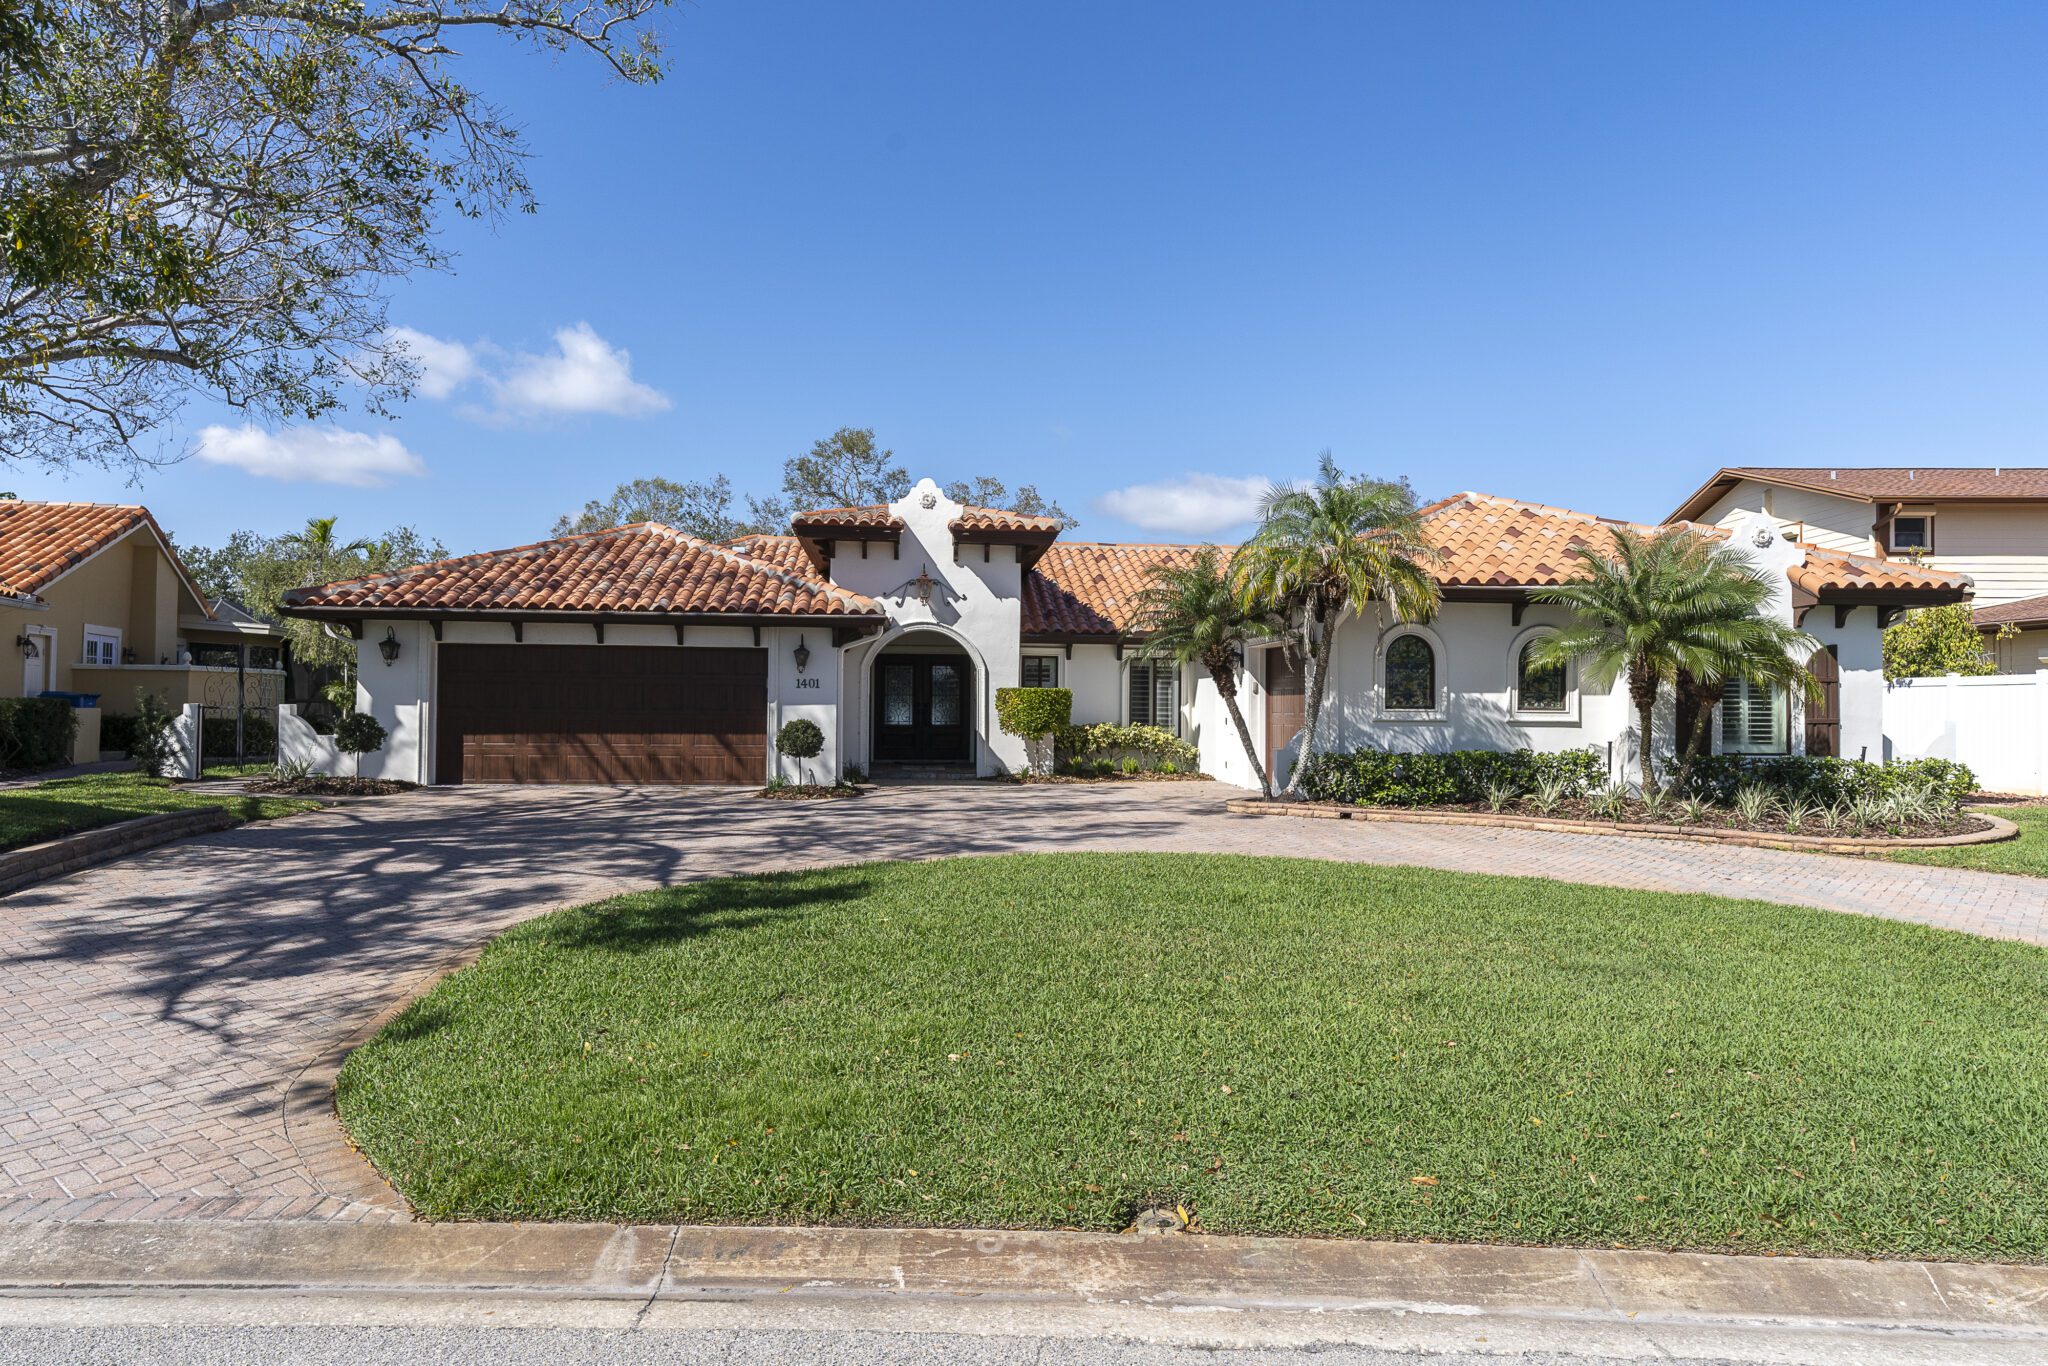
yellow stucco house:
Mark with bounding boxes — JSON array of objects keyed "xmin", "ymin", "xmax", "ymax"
[{"xmin": 1, "ymin": 500, "xmax": 286, "ymax": 761}]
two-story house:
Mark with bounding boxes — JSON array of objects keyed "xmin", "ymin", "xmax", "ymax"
[{"xmin": 1669, "ymin": 467, "xmax": 2048, "ymax": 672}]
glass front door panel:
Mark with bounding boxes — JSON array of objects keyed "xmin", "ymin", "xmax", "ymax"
[
  {"xmin": 882, "ymin": 664, "xmax": 914, "ymax": 726},
  {"xmin": 929, "ymin": 664, "xmax": 961, "ymax": 726}
]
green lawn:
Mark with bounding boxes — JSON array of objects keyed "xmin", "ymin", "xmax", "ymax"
[
  {"xmin": 338, "ymin": 853, "xmax": 2048, "ymax": 1260},
  {"xmin": 1888, "ymin": 805, "xmax": 2048, "ymax": 877},
  {"xmin": 0, "ymin": 771, "xmax": 316, "ymax": 853}
]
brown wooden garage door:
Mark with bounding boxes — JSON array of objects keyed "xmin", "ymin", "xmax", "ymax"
[{"xmin": 435, "ymin": 644, "xmax": 767, "ymax": 784}]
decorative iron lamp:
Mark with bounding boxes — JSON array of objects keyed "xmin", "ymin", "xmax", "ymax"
[
  {"xmin": 378, "ymin": 627, "xmax": 401, "ymax": 665},
  {"xmin": 914, "ymin": 565, "xmax": 936, "ymax": 607},
  {"xmin": 14, "ymin": 635, "xmax": 37, "ymax": 658},
  {"xmin": 792, "ymin": 635, "xmax": 810, "ymax": 674}
]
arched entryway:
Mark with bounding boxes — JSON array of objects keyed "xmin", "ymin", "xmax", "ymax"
[{"xmin": 871, "ymin": 630, "xmax": 976, "ymax": 768}]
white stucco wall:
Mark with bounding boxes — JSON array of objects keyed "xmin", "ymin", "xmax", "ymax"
[{"xmin": 826, "ymin": 479, "xmax": 1027, "ymax": 775}]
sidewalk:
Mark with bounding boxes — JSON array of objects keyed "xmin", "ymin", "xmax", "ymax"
[{"xmin": 2, "ymin": 1218, "xmax": 2045, "ymax": 1362}]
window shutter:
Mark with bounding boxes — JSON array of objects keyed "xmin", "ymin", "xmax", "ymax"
[{"xmin": 1129, "ymin": 663, "xmax": 1150, "ymax": 726}]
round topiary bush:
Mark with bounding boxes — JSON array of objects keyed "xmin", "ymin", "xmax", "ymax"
[
  {"xmin": 776, "ymin": 717, "xmax": 826, "ymax": 783},
  {"xmin": 334, "ymin": 710, "xmax": 388, "ymax": 778}
]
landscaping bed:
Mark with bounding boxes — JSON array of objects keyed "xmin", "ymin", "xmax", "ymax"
[
  {"xmin": 0, "ymin": 771, "xmax": 317, "ymax": 854},
  {"xmin": 338, "ymin": 852, "xmax": 2048, "ymax": 1260},
  {"xmin": 1232, "ymin": 796, "xmax": 1999, "ymax": 847},
  {"xmin": 757, "ymin": 782, "xmax": 865, "ymax": 800},
  {"xmin": 242, "ymin": 774, "xmax": 420, "ymax": 797},
  {"xmin": 1002, "ymin": 771, "xmax": 1210, "ymax": 785}
]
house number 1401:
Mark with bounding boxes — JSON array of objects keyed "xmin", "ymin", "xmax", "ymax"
[{"xmin": 794, "ymin": 676, "xmax": 822, "ymax": 690}]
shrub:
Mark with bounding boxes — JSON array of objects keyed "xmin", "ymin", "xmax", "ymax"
[
  {"xmin": 1055, "ymin": 723, "xmax": 1199, "ymax": 774},
  {"xmin": 201, "ymin": 713, "xmax": 278, "ymax": 758},
  {"xmin": 1882, "ymin": 603, "xmax": 1999, "ymax": 681},
  {"xmin": 0, "ymin": 696, "xmax": 77, "ymax": 772},
  {"xmin": 995, "ymin": 687, "xmax": 1073, "ymax": 739},
  {"xmin": 334, "ymin": 711, "xmax": 388, "ymax": 777},
  {"xmin": 128, "ymin": 691, "xmax": 177, "ymax": 778},
  {"xmin": 776, "ymin": 717, "xmax": 826, "ymax": 782},
  {"xmin": 1121, "ymin": 756, "xmax": 1140, "ymax": 775},
  {"xmin": 100, "ymin": 711, "xmax": 139, "ymax": 754},
  {"xmin": 1297, "ymin": 748, "xmax": 1605, "ymax": 808},
  {"xmin": 1681, "ymin": 755, "xmax": 1976, "ymax": 809},
  {"xmin": 775, "ymin": 718, "xmax": 825, "ymax": 759}
]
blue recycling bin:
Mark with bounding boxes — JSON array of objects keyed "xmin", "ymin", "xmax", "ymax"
[{"xmin": 37, "ymin": 690, "xmax": 101, "ymax": 709}]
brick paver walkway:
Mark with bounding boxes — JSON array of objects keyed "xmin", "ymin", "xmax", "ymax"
[{"xmin": 5, "ymin": 782, "xmax": 2045, "ymax": 1225}]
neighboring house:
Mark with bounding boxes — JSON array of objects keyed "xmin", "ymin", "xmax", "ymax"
[
  {"xmin": 0, "ymin": 501, "xmax": 287, "ymax": 723},
  {"xmin": 277, "ymin": 478, "xmax": 1968, "ymax": 787},
  {"xmin": 1669, "ymin": 466, "xmax": 2048, "ymax": 608}
]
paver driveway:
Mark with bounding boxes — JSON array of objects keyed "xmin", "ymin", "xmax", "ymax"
[{"xmin": 5, "ymin": 781, "xmax": 2046, "ymax": 1225}]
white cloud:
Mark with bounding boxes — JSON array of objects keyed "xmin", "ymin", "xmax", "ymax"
[
  {"xmin": 1093, "ymin": 473, "xmax": 1271, "ymax": 536},
  {"xmin": 195, "ymin": 424, "xmax": 428, "ymax": 487},
  {"xmin": 384, "ymin": 320, "xmax": 672, "ymax": 423},
  {"xmin": 385, "ymin": 326, "xmax": 478, "ymax": 400},
  {"xmin": 486, "ymin": 322, "xmax": 671, "ymax": 419}
]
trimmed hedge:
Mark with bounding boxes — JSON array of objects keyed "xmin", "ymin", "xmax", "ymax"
[
  {"xmin": 995, "ymin": 687, "xmax": 1072, "ymax": 739},
  {"xmin": 1054, "ymin": 723, "xmax": 1198, "ymax": 774},
  {"xmin": 1682, "ymin": 755, "xmax": 1977, "ymax": 808},
  {"xmin": 0, "ymin": 697, "xmax": 78, "ymax": 772},
  {"xmin": 100, "ymin": 711, "xmax": 140, "ymax": 754},
  {"xmin": 202, "ymin": 713, "xmax": 278, "ymax": 758},
  {"xmin": 1299, "ymin": 748, "xmax": 1606, "ymax": 808}
]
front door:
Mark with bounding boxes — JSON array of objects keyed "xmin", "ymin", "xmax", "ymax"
[
  {"xmin": 1264, "ymin": 647, "xmax": 1305, "ymax": 787},
  {"xmin": 21, "ymin": 630, "xmax": 48, "ymax": 697},
  {"xmin": 874, "ymin": 655, "xmax": 971, "ymax": 763},
  {"xmin": 1804, "ymin": 645, "xmax": 1841, "ymax": 757}
]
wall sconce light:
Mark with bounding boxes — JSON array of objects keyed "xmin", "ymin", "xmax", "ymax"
[
  {"xmin": 378, "ymin": 627, "xmax": 401, "ymax": 666},
  {"xmin": 914, "ymin": 566, "xmax": 936, "ymax": 606},
  {"xmin": 14, "ymin": 635, "xmax": 37, "ymax": 659},
  {"xmin": 792, "ymin": 635, "xmax": 810, "ymax": 674}
]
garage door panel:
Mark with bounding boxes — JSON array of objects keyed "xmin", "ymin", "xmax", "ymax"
[{"xmin": 436, "ymin": 644, "xmax": 767, "ymax": 784}]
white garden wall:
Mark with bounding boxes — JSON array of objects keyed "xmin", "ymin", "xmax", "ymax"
[{"xmin": 1885, "ymin": 672, "xmax": 2048, "ymax": 795}]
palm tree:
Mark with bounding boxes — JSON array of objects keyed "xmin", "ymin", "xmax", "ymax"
[
  {"xmin": 1231, "ymin": 454, "xmax": 1441, "ymax": 797},
  {"xmin": 1529, "ymin": 527, "xmax": 1820, "ymax": 793},
  {"xmin": 1132, "ymin": 547, "xmax": 1283, "ymax": 797},
  {"xmin": 282, "ymin": 516, "xmax": 373, "ymax": 587}
]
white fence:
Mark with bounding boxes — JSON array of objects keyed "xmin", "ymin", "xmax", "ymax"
[
  {"xmin": 278, "ymin": 704, "xmax": 345, "ymax": 776},
  {"xmin": 1885, "ymin": 673, "xmax": 2048, "ymax": 795}
]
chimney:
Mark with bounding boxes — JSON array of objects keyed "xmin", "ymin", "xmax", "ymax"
[{"xmin": 1829, "ymin": 470, "xmax": 1837, "ymax": 479}]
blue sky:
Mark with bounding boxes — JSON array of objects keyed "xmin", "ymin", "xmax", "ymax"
[{"xmin": 13, "ymin": 1, "xmax": 2048, "ymax": 554}]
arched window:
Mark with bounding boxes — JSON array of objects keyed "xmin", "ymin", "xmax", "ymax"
[
  {"xmin": 1383, "ymin": 634, "xmax": 1436, "ymax": 711},
  {"xmin": 1515, "ymin": 638, "xmax": 1567, "ymax": 712}
]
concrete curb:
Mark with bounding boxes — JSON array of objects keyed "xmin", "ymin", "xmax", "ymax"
[
  {"xmin": 0, "ymin": 807, "xmax": 239, "ymax": 898},
  {"xmin": 1, "ymin": 1219, "xmax": 2045, "ymax": 1342},
  {"xmin": 1225, "ymin": 799, "xmax": 2022, "ymax": 854}
]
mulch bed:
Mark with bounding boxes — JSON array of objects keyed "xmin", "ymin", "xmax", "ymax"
[
  {"xmin": 758, "ymin": 783, "xmax": 866, "ymax": 800},
  {"xmin": 1334, "ymin": 796, "xmax": 1990, "ymax": 840},
  {"xmin": 243, "ymin": 775, "xmax": 420, "ymax": 796}
]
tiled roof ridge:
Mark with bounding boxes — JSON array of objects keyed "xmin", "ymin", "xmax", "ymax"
[
  {"xmin": 1425, "ymin": 489, "xmax": 1715, "ymax": 536},
  {"xmin": 633, "ymin": 523, "xmax": 879, "ymax": 611},
  {"xmin": 286, "ymin": 521, "xmax": 883, "ymax": 615}
]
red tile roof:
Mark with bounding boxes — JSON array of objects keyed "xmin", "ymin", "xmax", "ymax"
[
  {"xmin": 1019, "ymin": 492, "xmax": 1969, "ymax": 638},
  {"xmin": 1669, "ymin": 466, "xmax": 2048, "ymax": 521},
  {"xmin": 1023, "ymin": 543, "xmax": 1212, "ymax": 636},
  {"xmin": 788, "ymin": 505, "xmax": 908, "ymax": 535},
  {"xmin": 1786, "ymin": 548, "xmax": 1969, "ymax": 596},
  {"xmin": 0, "ymin": 500, "xmax": 210, "ymax": 612},
  {"xmin": 284, "ymin": 523, "xmax": 883, "ymax": 618},
  {"xmin": 1974, "ymin": 593, "xmax": 2048, "ymax": 630},
  {"xmin": 950, "ymin": 507, "xmax": 1063, "ymax": 537}
]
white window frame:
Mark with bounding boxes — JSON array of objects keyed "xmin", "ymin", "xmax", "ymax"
[
  {"xmin": 1890, "ymin": 512, "xmax": 1933, "ymax": 554},
  {"xmin": 1719, "ymin": 676, "xmax": 1789, "ymax": 755},
  {"xmin": 1125, "ymin": 658, "xmax": 1182, "ymax": 734},
  {"xmin": 1376, "ymin": 626, "xmax": 1447, "ymax": 722},
  {"xmin": 1507, "ymin": 625, "xmax": 1578, "ymax": 724},
  {"xmin": 1019, "ymin": 653, "xmax": 1061, "ymax": 689},
  {"xmin": 81, "ymin": 624, "xmax": 122, "ymax": 668}
]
